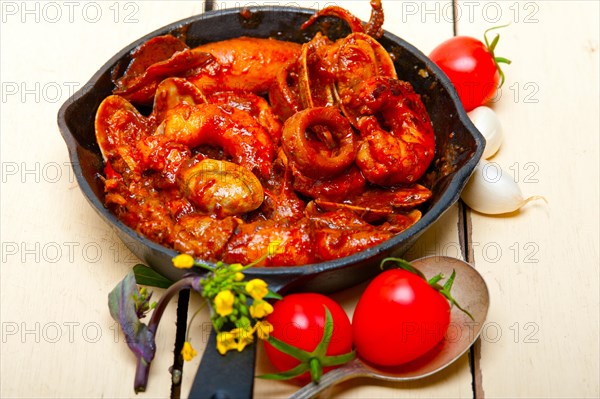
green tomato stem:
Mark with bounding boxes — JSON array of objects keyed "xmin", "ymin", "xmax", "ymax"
[
  {"xmin": 380, "ymin": 259, "xmax": 474, "ymax": 321},
  {"xmin": 258, "ymin": 307, "xmax": 354, "ymax": 383},
  {"xmin": 428, "ymin": 273, "xmax": 444, "ymax": 285},
  {"xmin": 309, "ymin": 358, "xmax": 322, "ymax": 383},
  {"xmin": 483, "ymin": 24, "xmax": 512, "ymax": 88}
]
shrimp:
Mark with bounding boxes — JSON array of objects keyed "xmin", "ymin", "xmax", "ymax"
[
  {"xmin": 292, "ymin": 165, "xmax": 366, "ymax": 202},
  {"xmin": 207, "ymin": 91, "xmax": 283, "ymax": 145},
  {"xmin": 354, "ymin": 77, "xmax": 436, "ymax": 185},
  {"xmin": 145, "ymin": 103, "xmax": 275, "ymax": 178},
  {"xmin": 152, "ymin": 79, "xmax": 283, "ymax": 144},
  {"xmin": 173, "ymin": 214, "xmax": 239, "ymax": 261},
  {"xmin": 306, "ymin": 204, "xmax": 394, "ymax": 261},
  {"xmin": 224, "ymin": 219, "xmax": 316, "ymax": 266}
]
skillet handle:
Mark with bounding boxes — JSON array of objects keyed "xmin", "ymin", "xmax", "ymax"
[{"xmin": 188, "ymin": 329, "xmax": 257, "ymax": 399}]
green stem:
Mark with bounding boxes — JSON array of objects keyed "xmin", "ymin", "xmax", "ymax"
[
  {"xmin": 309, "ymin": 358, "xmax": 322, "ymax": 383},
  {"xmin": 258, "ymin": 308, "xmax": 353, "ymax": 383},
  {"xmin": 483, "ymin": 24, "xmax": 512, "ymax": 88},
  {"xmin": 380, "ymin": 259, "xmax": 474, "ymax": 321},
  {"xmin": 428, "ymin": 273, "xmax": 444, "ymax": 285},
  {"xmin": 186, "ymin": 301, "xmax": 207, "ymax": 341},
  {"xmin": 198, "ymin": 265, "xmax": 215, "ymax": 273}
]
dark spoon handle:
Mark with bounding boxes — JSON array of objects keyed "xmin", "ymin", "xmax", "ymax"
[{"xmin": 189, "ymin": 328, "xmax": 257, "ymax": 399}]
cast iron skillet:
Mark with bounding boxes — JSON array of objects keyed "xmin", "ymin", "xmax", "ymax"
[{"xmin": 58, "ymin": 6, "xmax": 484, "ymax": 398}]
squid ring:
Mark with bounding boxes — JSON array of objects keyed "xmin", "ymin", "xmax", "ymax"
[{"xmin": 282, "ymin": 107, "xmax": 357, "ymax": 179}]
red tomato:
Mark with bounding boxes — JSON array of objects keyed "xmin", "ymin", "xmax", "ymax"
[
  {"xmin": 429, "ymin": 36, "xmax": 500, "ymax": 111},
  {"xmin": 264, "ymin": 293, "xmax": 353, "ymax": 380},
  {"xmin": 352, "ymin": 269, "xmax": 450, "ymax": 366}
]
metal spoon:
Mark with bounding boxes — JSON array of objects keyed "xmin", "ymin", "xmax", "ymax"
[{"xmin": 288, "ymin": 255, "xmax": 490, "ymax": 399}]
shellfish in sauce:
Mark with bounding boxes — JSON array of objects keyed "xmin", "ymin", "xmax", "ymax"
[{"xmin": 95, "ymin": 0, "xmax": 436, "ymax": 266}]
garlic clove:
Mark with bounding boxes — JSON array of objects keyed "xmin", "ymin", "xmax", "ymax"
[
  {"xmin": 461, "ymin": 160, "xmax": 545, "ymax": 215},
  {"xmin": 468, "ymin": 106, "xmax": 503, "ymax": 159}
]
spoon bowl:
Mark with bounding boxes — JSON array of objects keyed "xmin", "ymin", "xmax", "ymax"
[{"xmin": 289, "ymin": 255, "xmax": 490, "ymax": 399}]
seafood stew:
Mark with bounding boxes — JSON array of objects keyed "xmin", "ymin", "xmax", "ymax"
[
  {"xmin": 59, "ymin": 5, "xmax": 484, "ymax": 287},
  {"xmin": 94, "ymin": 2, "xmax": 437, "ymax": 267}
]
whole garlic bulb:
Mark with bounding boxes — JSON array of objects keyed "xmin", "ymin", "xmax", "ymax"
[
  {"xmin": 461, "ymin": 160, "xmax": 546, "ymax": 215},
  {"xmin": 468, "ymin": 106, "xmax": 503, "ymax": 159}
]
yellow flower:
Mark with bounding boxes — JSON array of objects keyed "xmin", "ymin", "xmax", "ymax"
[
  {"xmin": 214, "ymin": 290, "xmax": 235, "ymax": 317},
  {"xmin": 245, "ymin": 279, "xmax": 269, "ymax": 300},
  {"xmin": 268, "ymin": 240, "xmax": 282, "ymax": 255},
  {"xmin": 237, "ymin": 334, "xmax": 254, "ymax": 352},
  {"xmin": 231, "ymin": 326, "xmax": 254, "ymax": 352},
  {"xmin": 216, "ymin": 331, "xmax": 238, "ymax": 355},
  {"xmin": 230, "ymin": 264, "xmax": 245, "ymax": 281},
  {"xmin": 249, "ymin": 299, "xmax": 274, "ymax": 319},
  {"xmin": 255, "ymin": 320, "xmax": 274, "ymax": 340},
  {"xmin": 172, "ymin": 254, "xmax": 195, "ymax": 269},
  {"xmin": 181, "ymin": 341, "xmax": 197, "ymax": 361}
]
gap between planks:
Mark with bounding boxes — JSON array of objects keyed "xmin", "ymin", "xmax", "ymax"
[
  {"xmin": 459, "ymin": 201, "xmax": 485, "ymax": 399},
  {"xmin": 171, "ymin": 290, "xmax": 191, "ymax": 399}
]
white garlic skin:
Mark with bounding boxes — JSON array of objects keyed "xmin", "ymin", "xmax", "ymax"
[
  {"xmin": 468, "ymin": 106, "xmax": 504, "ymax": 159},
  {"xmin": 462, "ymin": 160, "xmax": 528, "ymax": 215}
]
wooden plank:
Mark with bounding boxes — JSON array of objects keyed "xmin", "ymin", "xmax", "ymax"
[
  {"xmin": 0, "ymin": 2, "xmax": 205, "ymax": 398},
  {"xmin": 457, "ymin": 1, "xmax": 599, "ymax": 397}
]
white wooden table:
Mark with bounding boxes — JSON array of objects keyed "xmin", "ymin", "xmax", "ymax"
[{"xmin": 1, "ymin": 1, "xmax": 598, "ymax": 398}]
